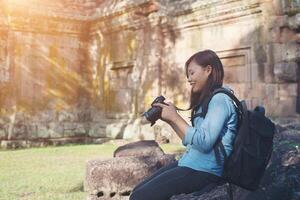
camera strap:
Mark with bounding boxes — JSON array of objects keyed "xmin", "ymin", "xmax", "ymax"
[{"xmin": 174, "ymin": 106, "xmax": 191, "ymax": 112}]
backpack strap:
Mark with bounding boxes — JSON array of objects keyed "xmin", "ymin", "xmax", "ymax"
[
  {"xmin": 214, "ymin": 138, "xmax": 228, "ymax": 166},
  {"xmin": 190, "ymin": 94, "xmax": 212, "ymax": 126},
  {"xmin": 191, "ymin": 113, "xmax": 202, "ymax": 127},
  {"xmin": 190, "ymin": 92, "xmax": 214, "ymax": 125},
  {"xmin": 191, "ymin": 88, "xmax": 243, "ymax": 123},
  {"xmin": 205, "ymin": 88, "xmax": 243, "ymax": 119},
  {"xmin": 211, "ymin": 89, "xmax": 243, "ymax": 166}
]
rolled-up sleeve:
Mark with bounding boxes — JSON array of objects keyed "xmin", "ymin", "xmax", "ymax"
[
  {"xmin": 182, "ymin": 93, "xmax": 233, "ymax": 152},
  {"xmin": 182, "ymin": 126, "xmax": 196, "ymax": 146}
]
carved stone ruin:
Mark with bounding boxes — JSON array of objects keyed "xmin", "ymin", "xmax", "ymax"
[{"xmin": 0, "ymin": 0, "xmax": 299, "ymax": 147}]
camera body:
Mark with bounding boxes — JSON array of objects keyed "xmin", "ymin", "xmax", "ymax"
[{"xmin": 143, "ymin": 95, "xmax": 166, "ymax": 126}]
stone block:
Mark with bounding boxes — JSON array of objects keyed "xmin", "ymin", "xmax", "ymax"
[
  {"xmin": 279, "ymin": 27, "xmax": 298, "ymax": 43},
  {"xmin": 267, "ymin": 42, "xmax": 300, "ymax": 64},
  {"xmin": 265, "ymin": 84, "xmax": 279, "ymax": 99},
  {"xmin": 77, "ymin": 109, "xmax": 92, "ymax": 122},
  {"xmin": 0, "ymin": 116, "xmax": 9, "ymax": 124},
  {"xmin": 36, "ymin": 124, "xmax": 51, "ymax": 138},
  {"xmin": 85, "ymin": 155, "xmax": 175, "ymax": 199},
  {"xmin": 106, "ymin": 122, "xmax": 126, "ymax": 139},
  {"xmin": 106, "ymin": 89, "xmax": 132, "ymax": 113},
  {"xmin": 122, "ymin": 118, "xmax": 148, "ymax": 139},
  {"xmin": 48, "ymin": 129, "xmax": 62, "ymax": 138},
  {"xmin": 270, "ymin": 97, "xmax": 297, "ymax": 116},
  {"xmin": 274, "ymin": 61, "xmax": 298, "ymax": 82},
  {"xmin": 0, "ymin": 128, "xmax": 7, "ymax": 140},
  {"xmin": 12, "ymin": 124, "xmax": 28, "ymax": 139},
  {"xmin": 268, "ymin": 15, "xmax": 289, "ymax": 29},
  {"xmin": 0, "ymin": 140, "xmax": 28, "ymax": 149},
  {"xmin": 288, "ymin": 13, "xmax": 300, "ymax": 30},
  {"xmin": 139, "ymin": 124, "xmax": 156, "ymax": 140},
  {"xmin": 27, "ymin": 123, "xmax": 38, "ymax": 139},
  {"xmin": 88, "ymin": 123, "xmax": 106, "ymax": 138},
  {"xmin": 262, "ymin": 100, "xmax": 279, "ymax": 117},
  {"xmin": 268, "ymin": 27, "xmax": 281, "ymax": 43},
  {"xmin": 63, "ymin": 122, "xmax": 77, "ymax": 137},
  {"xmin": 122, "ymin": 122, "xmax": 140, "ymax": 140},
  {"xmin": 58, "ymin": 111, "xmax": 76, "ymax": 122},
  {"xmin": 49, "ymin": 123, "xmax": 64, "ymax": 138},
  {"xmin": 266, "ymin": 43, "xmax": 281, "ymax": 64},
  {"xmin": 37, "ymin": 110, "xmax": 57, "ymax": 123},
  {"xmin": 113, "ymin": 140, "xmax": 165, "ymax": 158},
  {"xmin": 284, "ymin": 42, "xmax": 300, "ymax": 62},
  {"xmin": 154, "ymin": 121, "xmax": 181, "ymax": 144},
  {"xmin": 74, "ymin": 123, "xmax": 87, "ymax": 136},
  {"xmin": 279, "ymin": 83, "xmax": 298, "ymax": 97},
  {"xmin": 251, "ymin": 83, "xmax": 267, "ymax": 98},
  {"xmin": 92, "ymin": 138, "xmax": 111, "ymax": 144},
  {"xmin": 90, "ymin": 110, "xmax": 105, "ymax": 122}
]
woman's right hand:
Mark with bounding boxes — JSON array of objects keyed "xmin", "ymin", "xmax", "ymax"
[
  {"xmin": 152, "ymin": 102, "xmax": 179, "ymax": 123},
  {"xmin": 153, "ymin": 102, "xmax": 189, "ymax": 140}
]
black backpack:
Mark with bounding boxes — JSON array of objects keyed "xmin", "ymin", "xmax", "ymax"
[{"xmin": 191, "ymin": 87, "xmax": 275, "ymax": 191}]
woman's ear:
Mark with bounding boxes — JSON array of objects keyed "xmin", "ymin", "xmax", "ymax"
[{"xmin": 205, "ymin": 65, "xmax": 212, "ymax": 76}]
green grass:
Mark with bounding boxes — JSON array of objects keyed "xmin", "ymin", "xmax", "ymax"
[{"xmin": 0, "ymin": 142, "xmax": 184, "ymax": 200}]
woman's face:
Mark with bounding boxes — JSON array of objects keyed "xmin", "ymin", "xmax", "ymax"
[{"xmin": 187, "ymin": 60, "xmax": 212, "ymax": 93}]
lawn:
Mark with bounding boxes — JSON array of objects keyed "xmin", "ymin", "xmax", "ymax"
[{"xmin": 0, "ymin": 142, "xmax": 184, "ymax": 200}]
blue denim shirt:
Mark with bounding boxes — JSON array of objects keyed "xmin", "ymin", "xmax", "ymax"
[{"xmin": 178, "ymin": 92, "xmax": 238, "ymax": 177}]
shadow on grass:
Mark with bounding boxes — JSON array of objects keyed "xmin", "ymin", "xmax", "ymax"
[{"xmin": 68, "ymin": 182, "xmax": 84, "ymax": 193}]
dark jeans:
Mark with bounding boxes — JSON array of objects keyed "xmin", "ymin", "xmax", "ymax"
[{"xmin": 129, "ymin": 161, "xmax": 221, "ymax": 200}]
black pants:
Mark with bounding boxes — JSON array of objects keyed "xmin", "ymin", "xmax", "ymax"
[{"xmin": 129, "ymin": 161, "xmax": 221, "ymax": 200}]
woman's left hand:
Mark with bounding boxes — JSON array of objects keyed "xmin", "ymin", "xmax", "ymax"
[{"xmin": 152, "ymin": 102, "xmax": 179, "ymax": 123}]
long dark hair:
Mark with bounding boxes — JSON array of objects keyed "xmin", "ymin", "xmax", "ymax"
[{"xmin": 185, "ymin": 50, "xmax": 224, "ymax": 115}]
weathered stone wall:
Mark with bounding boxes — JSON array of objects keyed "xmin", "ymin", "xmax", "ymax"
[
  {"xmin": 159, "ymin": 0, "xmax": 300, "ymax": 117},
  {"xmin": 87, "ymin": 0, "xmax": 300, "ymax": 143},
  {"xmin": 0, "ymin": 0, "xmax": 106, "ymax": 147},
  {"xmin": 0, "ymin": 0, "xmax": 299, "ymax": 147}
]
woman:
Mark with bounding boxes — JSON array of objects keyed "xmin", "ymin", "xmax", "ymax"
[{"xmin": 130, "ymin": 50, "xmax": 238, "ymax": 200}]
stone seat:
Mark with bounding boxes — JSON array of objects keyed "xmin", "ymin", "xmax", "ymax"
[
  {"xmin": 85, "ymin": 140, "xmax": 176, "ymax": 200},
  {"xmin": 191, "ymin": 180, "xmax": 228, "ymax": 197},
  {"xmin": 170, "ymin": 179, "xmax": 236, "ymax": 200}
]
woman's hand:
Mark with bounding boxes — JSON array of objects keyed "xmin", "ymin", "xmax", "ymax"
[
  {"xmin": 153, "ymin": 101, "xmax": 189, "ymax": 140},
  {"xmin": 152, "ymin": 102, "xmax": 179, "ymax": 123}
]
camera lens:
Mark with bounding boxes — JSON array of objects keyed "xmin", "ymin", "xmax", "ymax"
[
  {"xmin": 143, "ymin": 106, "xmax": 162, "ymax": 126},
  {"xmin": 143, "ymin": 95, "xmax": 165, "ymax": 126}
]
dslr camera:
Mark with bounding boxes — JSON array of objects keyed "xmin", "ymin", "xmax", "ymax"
[{"xmin": 143, "ymin": 95, "xmax": 167, "ymax": 126}]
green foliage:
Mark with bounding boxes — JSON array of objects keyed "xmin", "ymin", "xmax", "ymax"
[{"xmin": 0, "ymin": 143, "xmax": 183, "ymax": 200}]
